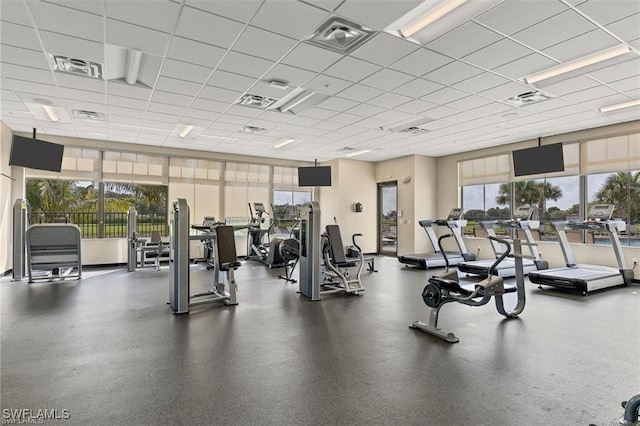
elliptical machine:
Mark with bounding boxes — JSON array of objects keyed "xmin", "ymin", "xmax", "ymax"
[
  {"xmin": 246, "ymin": 202, "xmax": 273, "ymax": 263},
  {"xmin": 410, "ymin": 234, "xmax": 527, "ymax": 343}
]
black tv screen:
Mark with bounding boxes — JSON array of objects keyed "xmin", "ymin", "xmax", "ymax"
[
  {"xmin": 9, "ymin": 135, "xmax": 64, "ymax": 172},
  {"xmin": 513, "ymin": 143, "xmax": 564, "ymax": 177},
  {"xmin": 298, "ymin": 166, "xmax": 332, "ymax": 187}
]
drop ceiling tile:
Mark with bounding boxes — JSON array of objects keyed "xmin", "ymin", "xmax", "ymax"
[
  {"xmin": 167, "ymin": 37, "xmax": 226, "ymax": 68},
  {"xmin": 475, "ymin": 0, "xmax": 568, "ymax": 36},
  {"xmin": 388, "ymin": 47, "xmax": 453, "ymax": 77},
  {"xmin": 468, "ymin": 101, "xmax": 515, "ymax": 116},
  {"xmin": 218, "ymin": 51, "xmax": 275, "ymax": 79},
  {"xmin": 360, "ymin": 68, "xmax": 413, "ymax": 91},
  {"xmin": 312, "ymin": 120, "xmax": 345, "ymax": 131},
  {"xmin": 106, "ymin": 81, "xmax": 152, "ymax": 100},
  {"xmin": 512, "ymin": 9, "xmax": 597, "ymax": 51},
  {"xmin": 350, "ymin": 32, "xmax": 420, "ymax": 67},
  {"xmin": 217, "ymin": 113, "xmax": 250, "ymax": 126},
  {"xmin": 107, "ymin": 95, "xmax": 147, "ymax": 110},
  {"xmin": 156, "ymin": 76, "xmax": 202, "ymax": 96},
  {"xmin": 176, "ymin": 6, "xmax": 245, "ymax": 49},
  {"xmin": 225, "ymin": 105, "xmax": 262, "ymax": 118},
  {"xmin": 513, "ymin": 97, "xmax": 571, "ymax": 113},
  {"xmin": 38, "ymin": 31, "xmax": 103, "ymax": 64},
  {"xmin": 318, "ymin": 97, "xmax": 360, "ymax": 112},
  {"xmin": 423, "ymin": 61, "xmax": 483, "ymax": 86},
  {"xmin": 367, "ymin": 92, "xmax": 413, "ymax": 109},
  {"xmin": 263, "ymin": 63, "xmax": 318, "ymax": 88},
  {"xmin": 394, "ymin": 99, "xmax": 438, "ymax": 114},
  {"xmin": 370, "ymin": 109, "xmax": 413, "ymax": 125},
  {"xmin": 299, "ymin": 107, "xmax": 339, "ymax": 120},
  {"xmin": 305, "ymin": 74, "xmax": 352, "ymax": 95},
  {"xmin": 415, "ymin": 105, "xmax": 458, "ymax": 119},
  {"xmin": 538, "ymin": 75, "xmax": 600, "ymax": 97},
  {"xmin": 0, "ymin": 45, "xmax": 50, "ymax": 70},
  {"xmin": 144, "ymin": 111, "xmax": 180, "ymax": 123},
  {"xmin": 233, "ymin": 26, "xmax": 297, "ymax": 62},
  {"xmin": 463, "ymin": 38, "xmax": 534, "ymax": 70},
  {"xmin": 282, "ymin": 43, "xmax": 343, "ymax": 73},
  {"xmin": 60, "ymin": 87, "xmax": 104, "ymax": 104},
  {"xmin": 147, "ymin": 102, "xmax": 185, "ymax": 116},
  {"xmin": 423, "ymin": 87, "xmax": 470, "ymax": 105},
  {"xmin": 151, "ymin": 90, "xmax": 194, "ymax": 107},
  {"xmin": 160, "ymin": 59, "xmax": 213, "ymax": 84},
  {"xmin": 250, "ymin": 1, "xmax": 330, "ymax": 39},
  {"xmin": 334, "ymin": 0, "xmax": 423, "ymax": 30},
  {"xmin": 198, "ymin": 86, "xmax": 243, "ymax": 104},
  {"xmin": 30, "ymin": 1, "xmax": 103, "ymax": 43},
  {"xmin": 447, "ymin": 95, "xmax": 493, "ymax": 111},
  {"xmin": 6, "ymin": 79, "xmax": 60, "ymax": 98},
  {"xmin": 608, "ymin": 75, "xmax": 640, "ymax": 94},
  {"xmin": 1, "ymin": 1, "xmax": 32, "ymax": 26},
  {"xmin": 562, "ymin": 85, "xmax": 620, "ymax": 104},
  {"xmin": 108, "ymin": 106, "xmax": 146, "ymax": 118},
  {"xmin": 336, "ymin": 83, "xmax": 384, "ymax": 102},
  {"xmin": 106, "ymin": 0, "xmax": 181, "ymax": 33},
  {"xmin": 207, "ymin": 70, "xmax": 257, "ymax": 92},
  {"xmin": 394, "ymin": 78, "xmax": 444, "ymax": 98},
  {"xmin": 107, "ymin": 19, "xmax": 171, "ymax": 56},
  {"xmin": 142, "ymin": 119, "xmax": 176, "ymax": 130},
  {"xmin": 1, "ymin": 63, "xmax": 55, "ymax": 85},
  {"xmin": 543, "ymin": 29, "xmax": 620, "ymax": 63},
  {"xmin": 65, "ymin": 98, "xmax": 106, "ymax": 114},
  {"xmin": 1, "ymin": 22, "xmax": 41, "ymax": 51},
  {"xmin": 190, "ymin": 98, "xmax": 229, "ymax": 113},
  {"xmin": 108, "ymin": 114, "xmax": 144, "ymax": 126},
  {"xmin": 605, "ymin": 13, "xmax": 640, "ymax": 43},
  {"xmin": 452, "ymin": 72, "xmax": 510, "ymax": 94},
  {"xmin": 184, "ymin": 108, "xmax": 221, "ymax": 120},
  {"xmin": 327, "ymin": 112, "xmax": 364, "ymax": 125},
  {"xmin": 427, "ymin": 22, "xmax": 502, "ymax": 59},
  {"xmin": 576, "ymin": 0, "xmax": 640, "ymax": 25},
  {"xmin": 323, "ymin": 56, "xmax": 381, "ymax": 83},
  {"xmin": 587, "ymin": 57, "xmax": 640, "ymax": 83},
  {"xmin": 492, "ymin": 53, "xmax": 559, "ymax": 80},
  {"xmin": 347, "ymin": 103, "xmax": 386, "ymax": 117}
]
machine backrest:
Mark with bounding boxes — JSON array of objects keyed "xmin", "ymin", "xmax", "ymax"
[
  {"xmin": 325, "ymin": 224, "xmax": 348, "ymax": 264},
  {"xmin": 150, "ymin": 230, "xmax": 162, "ymax": 244},
  {"xmin": 215, "ymin": 225, "xmax": 238, "ymax": 265}
]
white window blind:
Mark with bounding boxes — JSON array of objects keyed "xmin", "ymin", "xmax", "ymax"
[
  {"xmin": 103, "ymin": 151, "xmax": 167, "ymax": 184},
  {"xmin": 458, "ymin": 153, "xmax": 509, "ymax": 186},
  {"xmin": 582, "ymin": 133, "xmax": 640, "ymax": 174},
  {"xmin": 26, "ymin": 147, "xmax": 100, "ymax": 181}
]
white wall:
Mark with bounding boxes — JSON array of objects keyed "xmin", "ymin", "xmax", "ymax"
[
  {"xmin": 320, "ymin": 159, "xmax": 377, "ymax": 253},
  {"xmin": 0, "ymin": 122, "xmax": 13, "ymax": 274},
  {"xmin": 413, "ymin": 155, "xmax": 437, "ymax": 253}
]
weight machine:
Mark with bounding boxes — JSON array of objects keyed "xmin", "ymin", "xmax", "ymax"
[
  {"xmin": 169, "ymin": 198, "xmax": 241, "ymax": 314},
  {"xmin": 12, "ymin": 199, "xmax": 30, "ymax": 281},
  {"xmin": 26, "ymin": 224, "xmax": 82, "ymax": 283},
  {"xmin": 127, "ymin": 207, "xmax": 169, "ymax": 272},
  {"xmin": 410, "ymin": 234, "xmax": 527, "ymax": 343}
]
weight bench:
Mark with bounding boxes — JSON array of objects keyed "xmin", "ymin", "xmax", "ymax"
[
  {"xmin": 138, "ymin": 230, "xmax": 169, "ymax": 271},
  {"xmin": 321, "ymin": 224, "xmax": 365, "ymax": 295}
]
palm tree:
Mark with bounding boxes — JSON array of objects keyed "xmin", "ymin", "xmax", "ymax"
[
  {"xmin": 595, "ymin": 171, "xmax": 640, "ymax": 219},
  {"xmin": 496, "ymin": 180, "xmax": 563, "ymax": 220}
]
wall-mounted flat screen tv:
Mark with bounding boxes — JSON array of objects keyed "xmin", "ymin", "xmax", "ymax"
[
  {"xmin": 512, "ymin": 143, "xmax": 564, "ymax": 177},
  {"xmin": 9, "ymin": 135, "xmax": 65, "ymax": 172},
  {"xmin": 298, "ymin": 166, "xmax": 332, "ymax": 187}
]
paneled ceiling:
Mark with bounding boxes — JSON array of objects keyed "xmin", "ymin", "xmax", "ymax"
[{"xmin": 1, "ymin": 0, "xmax": 639, "ymax": 162}]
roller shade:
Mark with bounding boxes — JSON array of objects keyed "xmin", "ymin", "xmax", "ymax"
[
  {"xmin": 582, "ymin": 133, "xmax": 640, "ymax": 174},
  {"xmin": 458, "ymin": 153, "xmax": 509, "ymax": 186}
]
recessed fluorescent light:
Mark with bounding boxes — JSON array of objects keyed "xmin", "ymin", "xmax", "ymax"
[
  {"xmin": 42, "ymin": 105, "xmax": 59, "ymax": 122},
  {"xmin": 599, "ymin": 99, "xmax": 640, "ymax": 113},
  {"xmin": 399, "ymin": 0, "xmax": 467, "ymax": 38},
  {"xmin": 273, "ymin": 138, "xmax": 295, "ymax": 148},
  {"xmin": 523, "ymin": 45, "xmax": 632, "ymax": 85},
  {"xmin": 125, "ymin": 49, "xmax": 142, "ymax": 85},
  {"xmin": 268, "ymin": 80, "xmax": 289, "ymax": 90},
  {"xmin": 345, "ymin": 149, "xmax": 370, "ymax": 158},
  {"xmin": 179, "ymin": 125, "xmax": 194, "ymax": 138},
  {"xmin": 281, "ymin": 91, "xmax": 316, "ymax": 113}
]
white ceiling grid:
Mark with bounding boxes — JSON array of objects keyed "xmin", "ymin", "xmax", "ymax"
[{"xmin": 0, "ymin": 0, "xmax": 638, "ymax": 163}]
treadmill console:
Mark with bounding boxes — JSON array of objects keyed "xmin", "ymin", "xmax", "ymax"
[
  {"xmin": 587, "ymin": 204, "xmax": 614, "ymax": 221},
  {"xmin": 447, "ymin": 208, "xmax": 464, "ymax": 220},
  {"xmin": 513, "ymin": 206, "xmax": 534, "ymax": 220}
]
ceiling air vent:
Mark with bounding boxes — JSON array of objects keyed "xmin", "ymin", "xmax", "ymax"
[
  {"xmin": 236, "ymin": 94, "xmax": 278, "ymax": 110},
  {"xmin": 72, "ymin": 109, "xmax": 105, "ymax": 120},
  {"xmin": 306, "ymin": 16, "xmax": 376, "ymax": 54},
  {"xmin": 504, "ymin": 90, "xmax": 555, "ymax": 107},
  {"xmin": 380, "ymin": 116, "xmax": 434, "ymax": 134},
  {"xmin": 47, "ymin": 54, "xmax": 103, "ymax": 79},
  {"xmin": 240, "ymin": 125, "xmax": 266, "ymax": 135}
]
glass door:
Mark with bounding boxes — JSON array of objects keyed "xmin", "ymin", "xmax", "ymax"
[{"xmin": 378, "ymin": 181, "xmax": 397, "ymax": 255}]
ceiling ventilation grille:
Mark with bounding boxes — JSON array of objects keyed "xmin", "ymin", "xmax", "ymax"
[
  {"xmin": 399, "ymin": 126, "xmax": 429, "ymax": 135},
  {"xmin": 48, "ymin": 54, "xmax": 103, "ymax": 79},
  {"xmin": 72, "ymin": 109, "xmax": 104, "ymax": 120},
  {"xmin": 338, "ymin": 146, "xmax": 357, "ymax": 152},
  {"xmin": 306, "ymin": 16, "xmax": 376, "ymax": 54},
  {"xmin": 236, "ymin": 94, "xmax": 278, "ymax": 109},
  {"xmin": 504, "ymin": 90, "xmax": 555, "ymax": 107},
  {"xmin": 240, "ymin": 125, "xmax": 266, "ymax": 135}
]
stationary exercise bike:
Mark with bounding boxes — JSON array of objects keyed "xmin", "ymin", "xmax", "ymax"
[{"xmin": 410, "ymin": 234, "xmax": 527, "ymax": 343}]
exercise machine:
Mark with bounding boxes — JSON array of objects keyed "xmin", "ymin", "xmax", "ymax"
[
  {"xmin": 527, "ymin": 204, "xmax": 635, "ymax": 294},
  {"xmin": 26, "ymin": 223, "xmax": 82, "ymax": 283},
  {"xmin": 320, "ymin": 224, "xmax": 365, "ymax": 295},
  {"xmin": 398, "ymin": 208, "xmax": 475, "ymax": 269},
  {"xmin": 245, "ymin": 202, "xmax": 274, "ymax": 263},
  {"xmin": 12, "ymin": 199, "xmax": 30, "ymax": 281},
  {"xmin": 410, "ymin": 234, "xmax": 527, "ymax": 343},
  {"xmin": 618, "ymin": 394, "xmax": 640, "ymax": 425},
  {"xmin": 457, "ymin": 205, "xmax": 548, "ymax": 278},
  {"xmin": 169, "ymin": 198, "xmax": 241, "ymax": 314},
  {"xmin": 127, "ymin": 207, "xmax": 169, "ymax": 272}
]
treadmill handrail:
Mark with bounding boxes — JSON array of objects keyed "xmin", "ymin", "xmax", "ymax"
[
  {"xmin": 487, "ymin": 236, "xmax": 511, "ymax": 276},
  {"xmin": 436, "ymin": 234, "xmax": 454, "ymax": 269}
]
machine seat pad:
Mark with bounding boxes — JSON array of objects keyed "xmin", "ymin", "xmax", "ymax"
[
  {"xmin": 219, "ymin": 261, "xmax": 242, "ymax": 271},
  {"xmin": 429, "ymin": 277, "xmax": 473, "ymax": 296},
  {"xmin": 334, "ymin": 260, "xmax": 358, "ymax": 268}
]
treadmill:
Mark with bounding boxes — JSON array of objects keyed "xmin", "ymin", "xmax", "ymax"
[
  {"xmin": 457, "ymin": 206, "xmax": 548, "ymax": 278},
  {"xmin": 528, "ymin": 204, "xmax": 634, "ymax": 295},
  {"xmin": 398, "ymin": 208, "xmax": 476, "ymax": 269}
]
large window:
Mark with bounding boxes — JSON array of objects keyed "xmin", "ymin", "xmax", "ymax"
[
  {"xmin": 104, "ymin": 183, "xmax": 168, "ymax": 238},
  {"xmin": 273, "ymin": 190, "xmax": 311, "ymax": 235}
]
